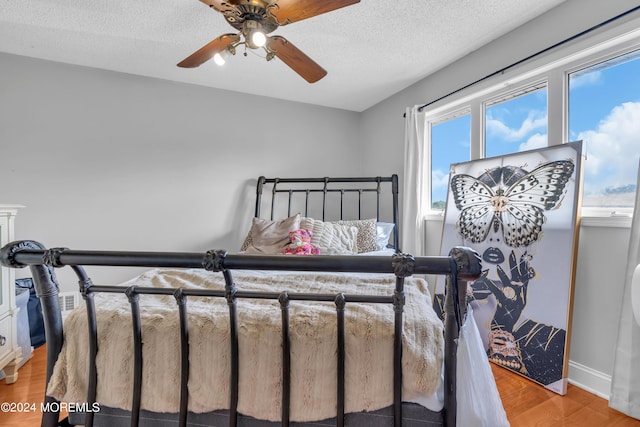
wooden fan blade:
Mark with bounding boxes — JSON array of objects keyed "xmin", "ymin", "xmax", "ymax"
[
  {"xmin": 268, "ymin": 36, "xmax": 327, "ymax": 83},
  {"xmin": 177, "ymin": 34, "xmax": 240, "ymax": 68},
  {"xmin": 198, "ymin": 0, "xmax": 230, "ymax": 13},
  {"xmin": 270, "ymin": 0, "xmax": 360, "ymax": 24}
]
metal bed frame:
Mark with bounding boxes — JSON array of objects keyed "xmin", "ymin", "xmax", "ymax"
[{"xmin": 0, "ymin": 176, "xmax": 481, "ymax": 427}]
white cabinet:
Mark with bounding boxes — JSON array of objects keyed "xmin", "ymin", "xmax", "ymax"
[{"xmin": 0, "ymin": 205, "xmax": 23, "ymax": 384}]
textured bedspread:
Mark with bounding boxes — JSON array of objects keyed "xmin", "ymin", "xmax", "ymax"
[{"xmin": 48, "ymin": 269, "xmax": 444, "ymax": 422}]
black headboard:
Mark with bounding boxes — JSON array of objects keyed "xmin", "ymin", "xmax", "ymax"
[{"xmin": 255, "ymin": 175, "xmax": 400, "ymax": 251}]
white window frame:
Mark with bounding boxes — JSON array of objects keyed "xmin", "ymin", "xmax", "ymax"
[{"xmin": 421, "ymin": 15, "xmax": 640, "ymax": 227}]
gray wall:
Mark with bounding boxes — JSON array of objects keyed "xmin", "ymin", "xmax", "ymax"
[
  {"xmin": 360, "ymin": 0, "xmax": 640, "ymax": 397},
  {"xmin": 1, "ymin": 53, "xmax": 361, "ymax": 284}
]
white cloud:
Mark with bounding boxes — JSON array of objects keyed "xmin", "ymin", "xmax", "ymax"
[
  {"xmin": 519, "ymin": 133, "xmax": 548, "ymax": 152},
  {"xmin": 486, "ymin": 110, "xmax": 547, "ymax": 141},
  {"xmin": 569, "ymin": 70, "xmax": 602, "ymax": 89},
  {"xmin": 578, "ymin": 101, "xmax": 640, "ymax": 193},
  {"xmin": 432, "ymin": 168, "xmax": 451, "ymax": 190}
]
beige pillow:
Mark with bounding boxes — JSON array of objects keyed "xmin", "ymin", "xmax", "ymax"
[
  {"xmin": 242, "ymin": 214, "xmax": 301, "ymax": 254},
  {"xmin": 334, "ymin": 218, "xmax": 378, "ymax": 253},
  {"xmin": 300, "ymin": 217, "xmax": 358, "ymax": 255}
]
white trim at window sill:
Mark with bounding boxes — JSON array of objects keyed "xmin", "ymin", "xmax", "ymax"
[
  {"xmin": 580, "ymin": 214, "xmax": 632, "ymax": 228},
  {"xmin": 423, "ymin": 211, "xmax": 445, "ymax": 221},
  {"xmin": 424, "ymin": 211, "xmax": 633, "ymax": 228}
]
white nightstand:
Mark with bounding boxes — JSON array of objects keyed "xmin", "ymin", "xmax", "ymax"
[{"xmin": 0, "ymin": 205, "xmax": 24, "ymax": 383}]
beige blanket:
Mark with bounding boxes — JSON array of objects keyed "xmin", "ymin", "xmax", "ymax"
[{"xmin": 48, "ymin": 268, "xmax": 443, "ymax": 421}]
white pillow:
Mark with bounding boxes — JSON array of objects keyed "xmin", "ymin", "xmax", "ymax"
[
  {"xmin": 300, "ymin": 217, "xmax": 358, "ymax": 254},
  {"xmin": 376, "ymin": 222, "xmax": 396, "ymax": 250}
]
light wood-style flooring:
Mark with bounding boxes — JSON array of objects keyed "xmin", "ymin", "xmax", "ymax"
[
  {"xmin": 491, "ymin": 362, "xmax": 640, "ymax": 426},
  {"xmin": 1, "ymin": 345, "xmax": 639, "ymax": 426}
]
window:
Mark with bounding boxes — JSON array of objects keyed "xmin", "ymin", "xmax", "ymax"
[
  {"xmin": 569, "ymin": 50, "xmax": 640, "ymax": 208},
  {"xmin": 430, "ymin": 113, "xmax": 471, "ymax": 209},
  {"xmin": 485, "ymin": 85, "xmax": 548, "ymax": 158},
  {"xmin": 422, "ymin": 18, "xmax": 640, "ymax": 219}
]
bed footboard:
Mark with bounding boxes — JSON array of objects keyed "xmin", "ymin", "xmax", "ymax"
[{"xmin": 0, "ymin": 241, "xmax": 480, "ymax": 427}]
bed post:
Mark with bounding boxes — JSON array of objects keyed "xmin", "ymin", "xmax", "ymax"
[
  {"xmin": 174, "ymin": 288, "xmax": 190, "ymax": 427},
  {"xmin": 443, "ymin": 246, "xmax": 481, "ymax": 427},
  {"xmin": 0, "ymin": 241, "xmax": 64, "ymax": 427},
  {"xmin": 391, "ymin": 174, "xmax": 400, "ymax": 251},
  {"xmin": 203, "ymin": 249, "xmax": 240, "ymax": 427},
  {"xmin": 391, "ymin": 253, "xmax": 413, "ymax": 427},
  {"xmin": 255, "ymin": 176, "xmax": 266, "ymax": 218}
]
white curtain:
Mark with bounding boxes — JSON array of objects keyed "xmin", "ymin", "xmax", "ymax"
[
  {"xmin": 401, "ymin": 106, "xmax": 427, "ymax": 256},
  {"xmin": 609, "ymin": 165, "xmax": 640, "ymax": 419}
]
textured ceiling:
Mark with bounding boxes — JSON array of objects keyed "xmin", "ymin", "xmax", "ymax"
[{"xmin": 0, "ymin": 0, "xmax": 565, "ymax": 111}]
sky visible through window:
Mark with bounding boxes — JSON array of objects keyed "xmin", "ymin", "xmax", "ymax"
[
  {"xmin": 430, "ymin": 50, "xmax": 640, "ymax": 210},
  {"xmin": 485, "ymin": 88, "xmax": 548, "ymax": 157},
  {"xmin": 569, "ymin": 52, "xmax": 640, "ymax": 207},
  {"xmin": 431, "ymin": 114, "xmax": 470, "ymax": 209}
]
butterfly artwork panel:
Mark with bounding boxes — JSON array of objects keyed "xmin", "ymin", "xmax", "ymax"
[{"xmin": 435, "ymin": 141, "xmax": 583, "ymax": 395}]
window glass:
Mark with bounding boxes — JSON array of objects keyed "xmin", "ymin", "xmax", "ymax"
[
  {"xmin": 431, "ymin": 114, "xmax": 471, "ymax": 209},
  {"xmin": 569, "ymin": 50, "xmax": 640, "ymax": 208},
  {"xmin": 485, "ymin": 86, "xmax": 548, "ymax": 158}
]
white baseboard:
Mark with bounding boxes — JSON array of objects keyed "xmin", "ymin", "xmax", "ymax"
[{"xmin": 568, "ymin": 360, "xmax": 611, "ymax": 400}]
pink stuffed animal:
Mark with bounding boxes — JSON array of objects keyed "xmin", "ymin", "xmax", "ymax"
[{"xmin": 282, "ymin": 229, "xmax": 320, "ymax": 255}]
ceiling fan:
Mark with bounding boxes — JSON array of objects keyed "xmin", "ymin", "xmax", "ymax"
[{"xmin": 177, "ymin": 0, "xmax": 361, "ymax": 83}]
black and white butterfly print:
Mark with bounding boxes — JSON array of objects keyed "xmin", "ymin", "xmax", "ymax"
[{"xmin": 450, "ymin": 160, "xmax": 575, "ymax": 247}]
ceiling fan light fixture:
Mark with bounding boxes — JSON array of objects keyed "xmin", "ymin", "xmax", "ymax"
[
  {"xmin": 251, "ymin": 30, "xmax": 267, "ymax": 48},
  {"xmin": 213, "ymin": 48, "xmax": 231, "ymax": 66},
  {"xmin": 243, "ymin": 19, "xmax": 267, "ymax": 48}
]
